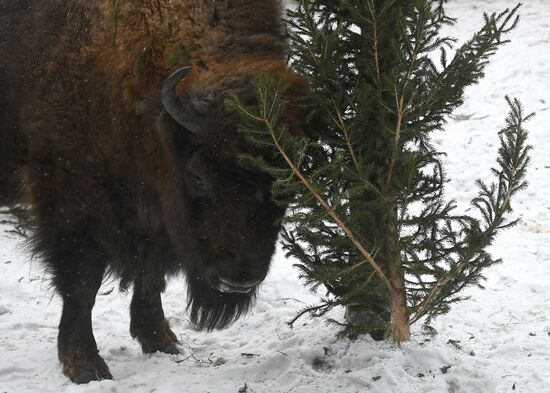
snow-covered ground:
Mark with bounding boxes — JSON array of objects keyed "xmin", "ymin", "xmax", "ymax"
[{"xmin": 1, "ymin": 1, "xmax": 549, "ymax": 392}]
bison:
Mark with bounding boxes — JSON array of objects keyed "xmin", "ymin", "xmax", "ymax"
[{"xmin": 0, "ymin": 0, "xmax": 306, "ymax": 384}]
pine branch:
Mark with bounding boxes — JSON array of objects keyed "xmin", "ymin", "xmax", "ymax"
[
  {"xmin": 0, "ymin": 205, "xmax": 35, "ymax": 238},
  {"xmin": 247, "ymin": 78, "xmax": 393, "ymax": 292},
  {"xmin": 329, "ymin": 96, "xmax": 361, "ymax": 172},
  {"xmin": 409, "ymin": 97, "xmax": 532, "ymax": 324},
  {"xmin": 365, "ymin": 0, "xmax": 383, "ymax": 86},
  {"xmin": 287, "ymin": 302, "xmax": 336, "ymax": 328}
]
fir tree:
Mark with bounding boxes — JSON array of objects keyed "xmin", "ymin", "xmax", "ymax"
[{"xmin": 228, "ymin": 0, "xmax": 531, "ymax": 341}]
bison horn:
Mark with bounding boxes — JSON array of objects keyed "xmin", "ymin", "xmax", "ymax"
[{"xmin": 161, "ymin": 66, "xmax": 202, "ymax": 134}]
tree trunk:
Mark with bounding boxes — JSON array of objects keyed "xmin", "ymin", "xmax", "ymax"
[
  {"xmin": 388, "ymin": 271, "xmax": 411, "ymax": 342},
  {"xmin": 386, "ymin": 215, "xmax": 411, "ymax": 342}
]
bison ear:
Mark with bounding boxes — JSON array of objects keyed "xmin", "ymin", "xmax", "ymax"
[{"xmin": 162, "ymin": 66, "xmax": 205, "ymax": 135}]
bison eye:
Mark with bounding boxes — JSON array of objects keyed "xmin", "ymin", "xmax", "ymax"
[
  {"xmin": 191, "ymin": 174, "xmax": 206, "ymax": 189},
  {"xmin": 185, "ymin": 172, "xmax": 209, "ymax": 198}
]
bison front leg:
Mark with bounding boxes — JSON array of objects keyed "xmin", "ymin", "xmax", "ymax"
[
  {"xmin": 54, "ymin": 255, "xmax": 112, "ymax": 384},
  {"xmin": 130, "ymin": 277, "xmax": 180, "ymax": 355}
]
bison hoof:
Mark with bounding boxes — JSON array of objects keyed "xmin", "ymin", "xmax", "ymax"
[
  {"xmin": 140, "ymin": 328, "xmax": 181, "ymax": 355},
  {"xmin": 142, "ymin": 341, "xmax": 181, "ymax": 355},
  {"xmin": 132, "ymin": 319, "xmax": 181, "ymax": 355},
  {"xmin": 62, "ymin": 353, "xmax": 113, "ymax": 384}
]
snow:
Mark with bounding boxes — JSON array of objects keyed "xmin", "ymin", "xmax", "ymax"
[{"xmin": 1, "ymin": 1, "xmax": 549, "ymax": 392}]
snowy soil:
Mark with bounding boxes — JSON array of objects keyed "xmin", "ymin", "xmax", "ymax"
[{"xmin": 1, "ymin": 1, "xmax": 549, "ymax": 392}]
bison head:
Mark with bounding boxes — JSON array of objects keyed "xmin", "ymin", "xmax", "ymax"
[{"xmin": 155, "ymin": 65, "xmax": 305, "ymax": 331}]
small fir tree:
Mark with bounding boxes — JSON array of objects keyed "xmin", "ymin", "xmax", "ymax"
[{"xmin": 229, "ymin": 0, "xmax": 531, "ymax": 341}]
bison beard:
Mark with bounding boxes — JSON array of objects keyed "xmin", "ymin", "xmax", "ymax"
[
  {"xmin": 186, "ymin": 269, "xmax": 257, "ymax": 331},
  {"xmin": 0, "ymin": 0, "xmax": 307, "ymax": 385}
]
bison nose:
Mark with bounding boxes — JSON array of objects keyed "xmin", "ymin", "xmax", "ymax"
[{"xmin": 216, "ymin": 276, "xmax": 263, "ymax": 294}]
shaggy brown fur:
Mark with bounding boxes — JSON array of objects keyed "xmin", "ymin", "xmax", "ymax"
[{"xmin": 0, "ymin": 0, "xmax": 306, "ymax": 384}]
